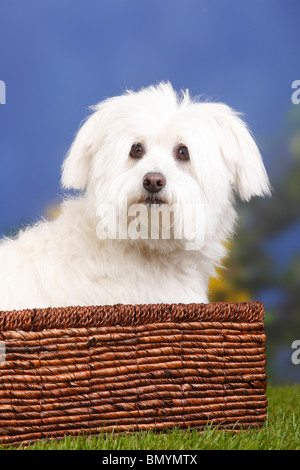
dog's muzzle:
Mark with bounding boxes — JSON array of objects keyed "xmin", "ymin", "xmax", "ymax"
[{"xmin": 143, "ymin": 172, "xmax": 166, "ymax": 205}]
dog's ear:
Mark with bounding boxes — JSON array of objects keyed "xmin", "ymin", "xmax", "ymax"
[
  {"xmin": 61, "ymin": 110, "xmax": 102, "ymax": 190},
  {"xmin": 203, "ymin": 103, "xmax": 271, "ymax": 201}
]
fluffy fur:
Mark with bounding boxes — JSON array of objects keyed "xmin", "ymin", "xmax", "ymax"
[{"xmin": 0, "ymin": 82, "xmax": 270, "ymax": 311}]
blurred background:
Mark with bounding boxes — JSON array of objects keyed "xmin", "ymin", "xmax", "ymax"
[{"xmin": 0, "ymin": 0, "xmax": 299, "ymax": 384}]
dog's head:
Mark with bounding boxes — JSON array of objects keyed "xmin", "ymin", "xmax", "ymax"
[{"xmin": 61, "ymin": 82, "xmax": 270, "ymax": 249}]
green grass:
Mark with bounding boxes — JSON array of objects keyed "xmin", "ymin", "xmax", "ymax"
[{"xmin": 4, "ymin": 385, "xmax": 300, "ymax": 450}]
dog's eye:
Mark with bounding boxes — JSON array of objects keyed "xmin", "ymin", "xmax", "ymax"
[
  {"xmin": 130, "ymin": 142, "xmax": 145, "ymax": 159},
  {"xmin": 175, "ymin": 145, "xmax": 190, "ymax": 161}
]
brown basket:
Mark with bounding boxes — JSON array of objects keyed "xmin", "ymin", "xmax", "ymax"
[{"xmin": 0, "ymin": 302, "xmax": 267, "ymax": 445}]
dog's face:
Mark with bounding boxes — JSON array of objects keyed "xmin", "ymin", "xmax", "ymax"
[{"xmin": 61, "ymin": 83, "xmax": 270, "ymax": 248}]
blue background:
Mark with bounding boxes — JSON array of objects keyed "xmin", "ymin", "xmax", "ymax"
[
  {"xmin": 0, "ymin": 0, "xmax": 299, "ymax": 233},
  {"xmin": 0, "ymin": 0, "xmax": 299, "ymax": 382}
]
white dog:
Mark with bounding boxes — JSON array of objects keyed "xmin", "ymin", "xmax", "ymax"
[{"xmin": 0, "ymin": 82, "xmax": 270, "ymax": 311}]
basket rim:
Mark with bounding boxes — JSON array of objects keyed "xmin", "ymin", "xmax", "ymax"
[{"xmin": 0, "ymin": 302, "xmax": 265, "ymax": 332}]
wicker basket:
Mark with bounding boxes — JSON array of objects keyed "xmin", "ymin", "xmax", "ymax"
[{"xmin": 0, "ymin": 302, "xmax": 267, "ymax": 445}]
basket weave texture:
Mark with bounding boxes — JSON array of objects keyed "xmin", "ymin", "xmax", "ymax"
[{"xmin": 0, "ymin": 302, "xmax": 267, "ymax": 444}]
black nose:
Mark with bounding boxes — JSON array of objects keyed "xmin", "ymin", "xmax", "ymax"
[{"xmin": 143, "ymin": 172, "xmax": 166, "ymax": 193}]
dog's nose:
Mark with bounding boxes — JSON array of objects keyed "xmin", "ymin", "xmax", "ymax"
[{"xmin": 143, "ymin": 172, "xmax": 166, "ymax": 193}]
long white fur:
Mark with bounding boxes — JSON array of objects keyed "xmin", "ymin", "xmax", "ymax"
[{"xmin": 0, "ymin": 82, "xmax": 270, "ymax": 311}]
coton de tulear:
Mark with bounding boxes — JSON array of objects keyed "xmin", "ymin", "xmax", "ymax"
[{"xmin": 0, "ymin": 83, "xmax": 270, "ymax": 311}]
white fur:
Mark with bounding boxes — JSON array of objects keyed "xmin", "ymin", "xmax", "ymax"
[{"xmin": 0, "ymin": 82, "xmax": 270, "ymax": 311}]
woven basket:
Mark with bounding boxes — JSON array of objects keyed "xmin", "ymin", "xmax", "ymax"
[{"xmin": 0, "ymin": 302, "xmax": 267, "ymax": 445}]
